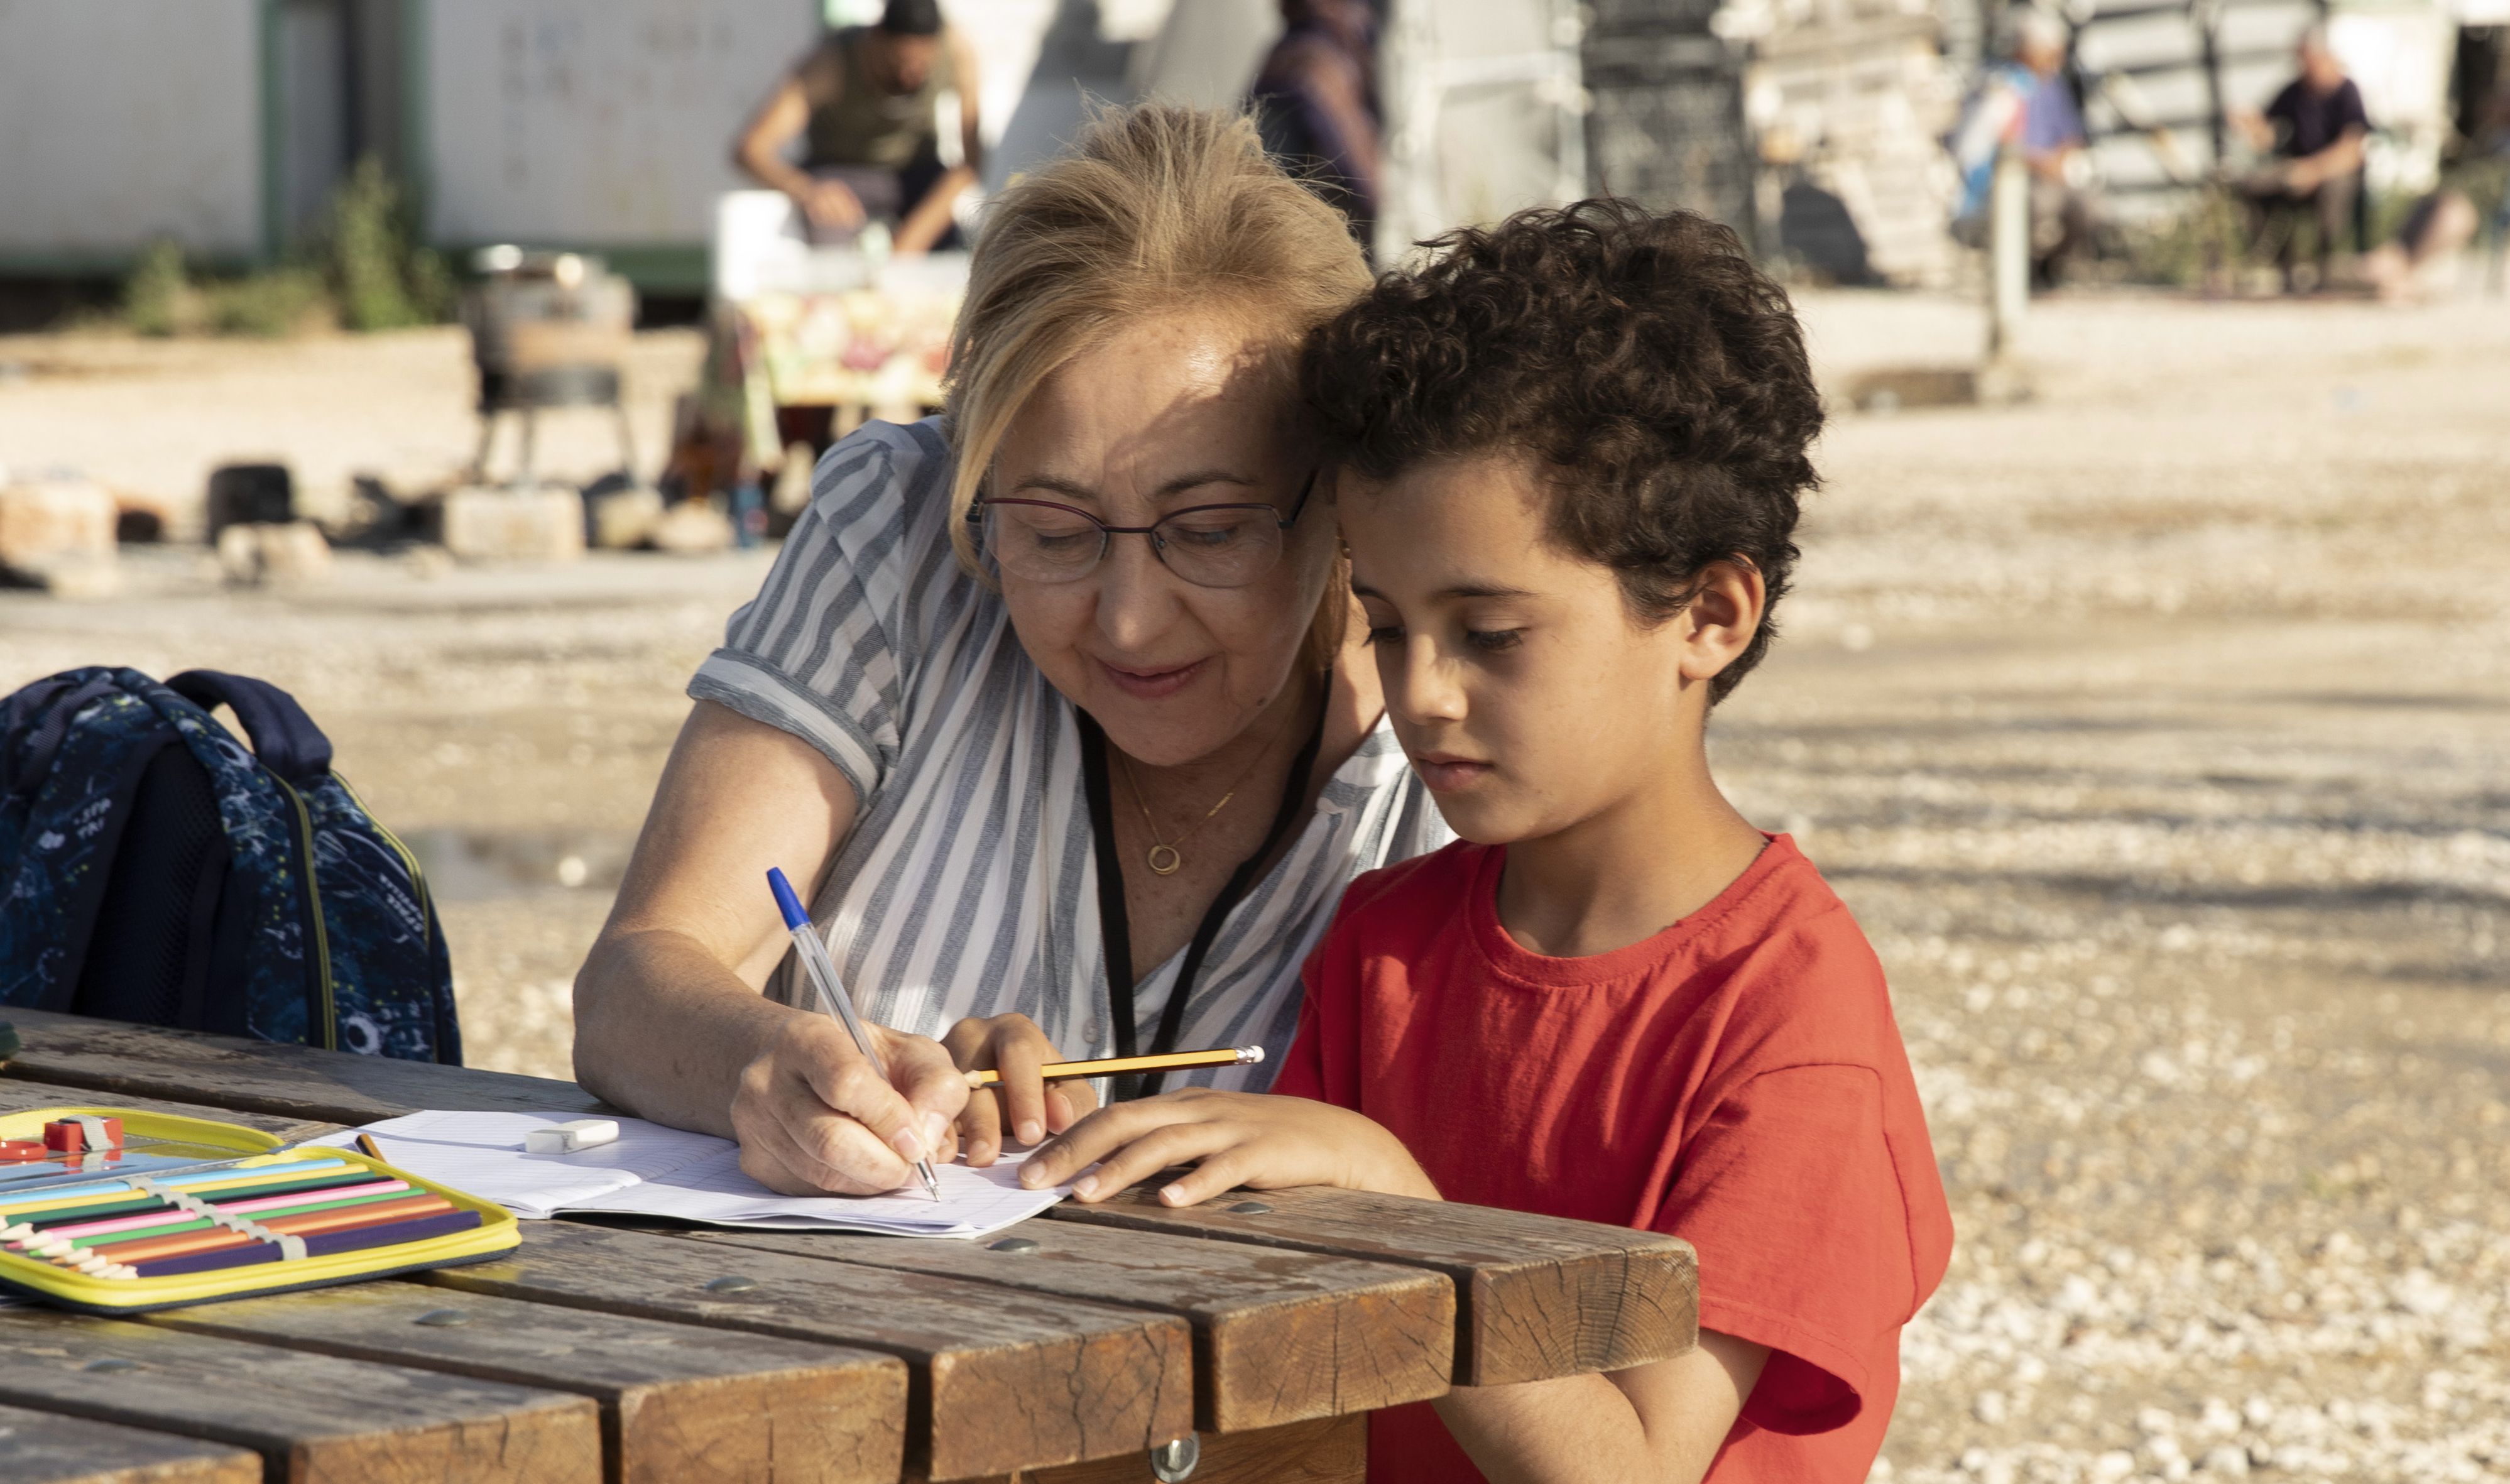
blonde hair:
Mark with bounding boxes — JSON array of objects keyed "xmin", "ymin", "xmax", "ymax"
[{"xmin": 942, "ymin": 104, "xmax": 1372, "ymax": 611}]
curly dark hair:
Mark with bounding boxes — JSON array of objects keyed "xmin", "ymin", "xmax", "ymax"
[{"xmin": 1301, "ymin": 199, "xmax": 1823, "ymax": 702}]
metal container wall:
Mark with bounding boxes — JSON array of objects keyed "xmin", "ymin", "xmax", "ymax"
[
  {"xmin": 0, "ymin": 0, "xmax": 263, "ymax": 268},
  {"xmin": 416, "ymin": 0, "xmax": 825, "ymax": 276}
]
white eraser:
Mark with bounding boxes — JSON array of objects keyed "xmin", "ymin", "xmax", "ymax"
[{"xmin": 525, "ymin": 1118, "xmax": 620, "ymax": 1154}]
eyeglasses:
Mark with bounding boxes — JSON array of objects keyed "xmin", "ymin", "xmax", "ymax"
[{"xmin": 969, "ymin": 470, "xmax": 1318, "ymax": 589}]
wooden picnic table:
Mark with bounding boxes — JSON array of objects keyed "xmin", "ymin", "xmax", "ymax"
[{"xmin": 0, "ymin": 1008, "xmax": 1698, "ymax": 1484}]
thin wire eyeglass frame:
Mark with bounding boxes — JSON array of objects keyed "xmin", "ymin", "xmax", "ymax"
[{"xmin": 968, "ymin": 469, "xmax": 1319, "ymax": 589}]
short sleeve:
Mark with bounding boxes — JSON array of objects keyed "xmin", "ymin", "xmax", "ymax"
[
  {"xmin": 1266, "ymin": 943, "xmax": 1334, "ymax": 1103},
  {"xmin": 1654, "ymin": 1064, "xmax": 1919, "ymax": 1437},
  {"xmin": 687, "ymin": 419, "xmax": 959, "ymax": 806},
  {"xmin": 2264, "ymin": 82, "xmax": 2300, "ymax": 127},
  {"xmin": 2338, "ymin": 80, "xmax": 2369, "ymax": 132}
]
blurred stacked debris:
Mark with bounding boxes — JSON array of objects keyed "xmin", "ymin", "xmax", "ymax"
[
  {"xmin": 0, "ymin": 469, "xmax": 118, "ymax": 598},
  {"xmin": 1584, "ymin": 0, "xmax": 1962, "ymax": 286},
  {"xmin": 1731, "ymin": 0, "xmax": 1967, "ymax": 286},
  {"xmin": 1584, "ymin": 0, "xmax": 1759, "ymax": 234}
]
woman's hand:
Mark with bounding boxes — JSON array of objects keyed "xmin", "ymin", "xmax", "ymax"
[
  {"xmin": 729, "ymin": 1010, "xmax": 969, "ymax": 1196},
  {"xmin": 941, "ymin": 1013, "xmax": 1099, "ymax": 1166},
  {"xmin": 1016, "ymin": 1088, "xmax": 1441, "ymax": 1206}
]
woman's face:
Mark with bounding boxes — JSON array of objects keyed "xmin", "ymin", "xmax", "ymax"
[{"xmin": 990, "ymin": 311, "xmax": 1331, "ymax": 767}]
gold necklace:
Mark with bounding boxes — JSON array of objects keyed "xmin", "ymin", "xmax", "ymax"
[{"xmin": 1116, "ymin": 697, "xmax": 1303, "ymax": 877}]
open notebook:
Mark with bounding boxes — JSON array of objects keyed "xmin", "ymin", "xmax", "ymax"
[{"xmin": 306, "ymin": 1111, "xmax": 1066, "ymax": 1239}]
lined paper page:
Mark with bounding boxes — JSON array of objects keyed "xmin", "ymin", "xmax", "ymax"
[{"xmin": 307, "ymin": 1111, "xmax": 1065, "ymax": 1238}]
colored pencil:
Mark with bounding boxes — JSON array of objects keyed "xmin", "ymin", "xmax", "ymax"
[
  {"xmin": 128, "ymin": 1209, "xmax": 484, "ymax": 1279},
  {"xmin": 84, "ymin": 1194, "xmax": 453, "ymax": 1267},
  {"xmin": 31, "ymin": 1182, "xmax": 415, "ymax": 1250},
  {"xmin": 961, "ymin": 1045, "xmax": 1265, "ymax": 1088},
  {"xmin": 0, "ymin": 1157, "xmax": 354, "ymax": 1218},
  {"xmin": 3, "ymin": 1170, "xmax": 390, "ymax": 1237},
  {"xmin": 82, "ymin": 1192, "xmax": 452, "ymax": 1266},
  {"xmin": 356, "ymin": 1133, "xmax": 385, "ymax": 1160}
]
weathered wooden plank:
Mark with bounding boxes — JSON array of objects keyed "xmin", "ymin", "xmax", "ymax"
[
  {"xmin": 0, "ymin": 1077, "xmax": 346, "ymax": 1146},
  {"xmin": 0, "ymin": 1008, "xmax": 601, "ymax": 1125},
  {"xmin": 961, "ymin": 1414, "xmax": 1365, "ymax": 1484},
  {"xmin": 142, "ymin": 1282, "xmax": 908, "ymax": 1484},
  {"xmin": 0, "ymin": 1311, "xmax": 601, "ymax": 1484},
  {"xmin": 423, "ymin": 1220, "xmax": 1192, "ymax": 1481},
  {"xmin": 0, "ymin": 1401, "xmax": 261, "ymax": 1484},
  {"xmin": 678, "ymin": 1217, "xmax": 1453, "ymax": 1433},
  {"xmin": 1045, "ymin": 1185, "xmax": 1698, "ymax": 1388}
]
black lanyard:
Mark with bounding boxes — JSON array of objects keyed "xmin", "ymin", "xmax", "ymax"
[{"xmin": 1078, "ymin": 705, "xmax": 1326, "ymax": 1101}]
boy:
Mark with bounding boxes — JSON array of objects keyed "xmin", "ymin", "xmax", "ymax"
[{"xmin": 1020, "ymin": 200, "xmax": 1952, "ymax": 1482}]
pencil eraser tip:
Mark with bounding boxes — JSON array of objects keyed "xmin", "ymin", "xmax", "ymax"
[
  {"xmin": 1241, "ymin": 1045, "xmax": 1265, "ymax": 1065},
  {"xmin": 765, "ymin": 868, "xmax": 810, "ymax": 931}
]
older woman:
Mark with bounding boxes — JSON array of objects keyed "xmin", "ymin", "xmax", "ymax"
[{"xmin": 574, "ymin": 105, "xmax": 1448, "ymax": 1196}]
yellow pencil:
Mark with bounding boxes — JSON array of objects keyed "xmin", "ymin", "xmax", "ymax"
[
  {"xmin": 355, "ymin": 1133, "xmax": 385, "ymax": 1161},
  {"xmin": 962, "ymin": 1045, "xmax": 1263, "ymax": 1088}
]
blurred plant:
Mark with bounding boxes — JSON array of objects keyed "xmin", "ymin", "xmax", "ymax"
[
  {"xmin": 114, "ymin": 160, "xmax": 452, "ymax": 338},
  {"xmin": 2119, "ymin": 183, "xmax": 2252, "ymax": 289},
  {"xmin": 325, "ymin": 156, "xmax": 452, "ymax": 330},
  {"xmin": 124, "ymin": 239, "xmax": 194, "ymax": 336},
  {"xmin": 204, "ymin": 268, "xmax": 330, "ymax": 337}
]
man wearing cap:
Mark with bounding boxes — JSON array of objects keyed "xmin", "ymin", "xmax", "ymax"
[
  {"xmin": 735, "ymin": 0, "xmax": 983, "ymax": 254},
  {"xmin": 1950, "ymin": 9, "xmax": 2098, "ymax": 286}
]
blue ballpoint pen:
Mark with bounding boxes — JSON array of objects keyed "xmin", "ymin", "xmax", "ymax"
[{"xmin": 766, "ymin": 868, "xmax": 943, "ymax": 1201}]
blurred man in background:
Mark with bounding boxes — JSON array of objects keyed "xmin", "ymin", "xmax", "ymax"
[
  {"xmin": 1249, "ymin": 0, "xmax": 1383, "ymax": 248},
  {"xmin": 2233, "ymin": 28, "xmax": 2370, "ymax": 290},
  {"xmin": 1951, "ymin": 9, "xmax": 2098, "ymax": 288},
  {"xmin": 735, "ymin": 0, "xmax": 983, "ymax": 254}
]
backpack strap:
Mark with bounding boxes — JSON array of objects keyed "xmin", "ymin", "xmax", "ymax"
[
  {"xmin": 2, "ymin": 674, "xmax": 128, "ymax": 799},
  {"xmin": 164, "ymin": 670, "xmax": 334, "ymax": 784}
]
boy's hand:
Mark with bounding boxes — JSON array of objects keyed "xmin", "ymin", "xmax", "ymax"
[
  {"xmin": 940, "ymin": 1012, "xmax": 1098, "ymax": 1166},
  {"xmin": 1017, "ymin": 1089, "xmax": 1442, "ymax": 1206}
]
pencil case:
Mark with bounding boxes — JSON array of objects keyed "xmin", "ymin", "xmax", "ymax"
[{"xmin": 0, "ymin": 1105, "xmax": 517, "ymax": 1315}]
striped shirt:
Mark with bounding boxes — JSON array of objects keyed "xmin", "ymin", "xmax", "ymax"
[{"xmin": 688, "ymin": 418, "xmax": 1452, "ymax": 1090}]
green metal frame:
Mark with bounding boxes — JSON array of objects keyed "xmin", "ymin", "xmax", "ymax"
[
  {"xmin": 427, "ymin": 242, "xmax": 714, "ymax": 293},
  {"xmin": 403, "ymin": 0, "xmax": 432, "ymax": 242}
]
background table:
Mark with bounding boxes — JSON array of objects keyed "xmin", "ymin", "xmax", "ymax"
[{"xmin": 0, "ymin": 1008, "xmax": 1698, "ymax": 1484}]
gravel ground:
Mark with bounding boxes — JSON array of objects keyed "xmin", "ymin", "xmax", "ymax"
[{"xmin": 3, "ymin": 290, "xmax": 2505, "ymax": 1480}]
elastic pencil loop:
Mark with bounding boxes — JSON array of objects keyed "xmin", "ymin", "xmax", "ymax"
[{"xmin": 134, "ymin": 1176, "xmax": 312, "ymax": 1261}]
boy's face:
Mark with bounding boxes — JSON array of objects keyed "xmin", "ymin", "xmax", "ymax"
[{"xmin": 1343, "ymin": 452, "xmax": 1748, "ymax": 846}]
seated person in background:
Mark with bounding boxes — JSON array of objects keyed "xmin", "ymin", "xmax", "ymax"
[
  {"xmin": 1951, "ymin": 9, "xmax": 2098, "ymax": 288},
  {"xmin": 734, "ymin": 0, "xmax": 982, "ymax": 254},
  {"xmin": 2233, "ymin": 28, "xmax": 2371, "ymax": 290},
  {"xmin": 1022, "ymin": 201, "xmax": 1955, "ymax": 1483},
  {"xmin": 1249, "ymin": 0, "xmax": 1383, "ymax": 248}
]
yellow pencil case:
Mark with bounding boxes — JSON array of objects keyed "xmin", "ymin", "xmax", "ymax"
[{"xmin": 0, "ymin": 1106, "xmax": 516, "ymax": 1314}]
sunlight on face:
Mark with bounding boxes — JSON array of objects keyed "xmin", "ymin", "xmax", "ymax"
[
  {"xmin": 990, "ymin": 312, "xmax": 1332, "ymax": 767},
  {"xmin": 1343, "ymin": 453, "xmax": 1702, "ymax": 844}
]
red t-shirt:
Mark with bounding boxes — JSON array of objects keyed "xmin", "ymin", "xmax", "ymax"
[{"xmin": 1272, "ymin": 836, "xmax": 1953, "ymax": 1483}]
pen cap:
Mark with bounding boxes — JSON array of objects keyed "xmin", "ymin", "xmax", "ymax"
[{"xmin": 765, "ymin": 868, "xmax": 812, "ymax": 932}]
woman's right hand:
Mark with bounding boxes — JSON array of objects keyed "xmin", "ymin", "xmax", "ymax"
[
  {"xmin": 729, "ymin": 1010, "xmax": 970, "ymax": 1196},
  {"xmin": 943, "ymin": 1013, "xmax": 1101, "ymax": 1166}
]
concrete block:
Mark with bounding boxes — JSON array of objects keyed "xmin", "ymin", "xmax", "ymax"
[
  {"xmin": 587, "ymin": 484, "xmax": 664, "ymax": 550},
  {"xmin": 650, "ymin": 500, "xmax": 735, "ymax": 555},
  {"xmin": 7, "ymin": 557, "xmax": 123, "ymax": 600},
  {"xmin": 440, "ymin": 485, "xmax": 586, "ymax": 564},
  {"xmin": 0, "ymin": 476, "xmax": 116, "ymax": 572},
  {"xmin": 217, "ymin": 520, "xmax": 334, "ymax": 587}
]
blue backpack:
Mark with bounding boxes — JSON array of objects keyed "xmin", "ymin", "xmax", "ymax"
[{"xmin": 0, "ymin": 667, "xmax": 460, "ymax": 1062}]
